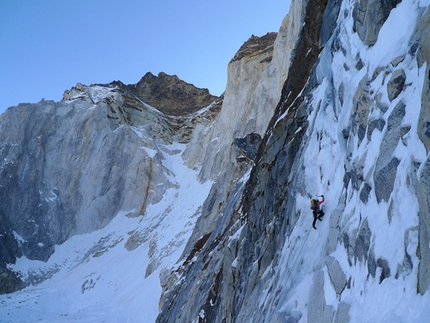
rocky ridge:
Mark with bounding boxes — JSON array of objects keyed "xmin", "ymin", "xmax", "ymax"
[{"xmin": 179, "ymin": 8, "xmax": 300, "ymax": 264}]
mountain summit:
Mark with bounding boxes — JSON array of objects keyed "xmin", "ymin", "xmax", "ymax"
[
  {"xmin": 2, "ymin": 0, "xmax": 430, "ymax": 322},
  {"xmin": 132, "ymin": 72, "xmax": 219, "ymax": 116}
]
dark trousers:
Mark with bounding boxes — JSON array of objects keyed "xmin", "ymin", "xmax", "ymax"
[{"xmin": 312, "ymin": 210, "xmax": 324, "ymax": 228}]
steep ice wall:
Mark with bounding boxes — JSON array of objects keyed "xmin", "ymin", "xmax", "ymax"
[{"xmin": 157, "ymin": 0, "xmax": 430, "ymax": 322}]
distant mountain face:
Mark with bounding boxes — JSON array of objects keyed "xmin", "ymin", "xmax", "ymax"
[
  {"xmin": 0, "ymin": 74, "xmax": 222, "ymax": 294},
  {"xmin": 2, "ymin": 0, "xmax": 430, "ymax": 322}
]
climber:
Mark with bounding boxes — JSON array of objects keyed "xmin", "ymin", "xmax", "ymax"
[{"xmin": 310, "ymin": 195, "xmax": 324, "ymax": 230}]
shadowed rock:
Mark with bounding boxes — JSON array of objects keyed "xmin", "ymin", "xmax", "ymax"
[{"xmin": 387, "ymin": 69, "xmax": 406, "ymax": 101}]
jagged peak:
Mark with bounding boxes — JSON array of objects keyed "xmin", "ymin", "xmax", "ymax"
[{"xmin": 132, "ymin": 72, "xmax": 219, "ymax": 116}]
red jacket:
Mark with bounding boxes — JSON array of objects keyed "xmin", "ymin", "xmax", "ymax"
[{"xmin": 317, "ymin": 195, "xmax": 324, "ymax": 208}]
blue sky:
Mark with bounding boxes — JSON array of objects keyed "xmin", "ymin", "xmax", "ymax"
[{"xmin": 0, "ymin": 0, "xmax": 290, "ymax": 114}]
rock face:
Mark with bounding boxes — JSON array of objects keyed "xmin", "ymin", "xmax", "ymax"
[
  {"xmin": 179, "ymin": 0, "xmax": 306, "ymax": 269},
  {"xmin": 2, "ymin": 0, "xmax": 430, "ymax": 322},
  {"xmin": 353, "ymin": 0, "xmax": 402, "ymax": 46}
]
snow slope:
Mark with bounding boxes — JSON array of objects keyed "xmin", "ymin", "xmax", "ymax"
[
  {"xmin": 263, "ymin": 0, "xmax": 430, "ymax": 321},
  {"xmin": 0, "ymin": 143, "xmax": 212, "ymax": 323}
]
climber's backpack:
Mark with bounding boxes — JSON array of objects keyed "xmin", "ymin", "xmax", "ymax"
[{"xmin": 310, "ymin": 199, "xmax": 318, "ymax": 210}]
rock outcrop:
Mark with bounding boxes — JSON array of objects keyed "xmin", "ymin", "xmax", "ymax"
[
  {"xmin": 230, "ymin": 32, "xmax": 277, "ymax": 62},
  {"xmin": 178, "ymin": 3, "xmax": 307, "ymax": 276},
  {"xmin": 130, "ymin": 72, "xmax": 218, "ymax": 116},
  {"xmin": 353, "ymin": 0, "xmax": 402, "ymax": 46}
]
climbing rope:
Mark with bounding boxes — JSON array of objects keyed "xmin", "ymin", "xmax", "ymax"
[
  {"xmin": 283, "ymin": 227, "xmax": 312, "ymax": 287},
  {"xmin": 273, "ymin": 227, "xmax": 312, "ymax": 309}
]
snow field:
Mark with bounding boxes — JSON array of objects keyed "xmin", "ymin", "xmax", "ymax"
[{"xmin": 0, "ymin": 143, "xmax": 212, "ymax": 323}]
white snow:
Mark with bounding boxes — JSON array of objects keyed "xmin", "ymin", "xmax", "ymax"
[
  {"xmin": 12, "ymin": 231, "xmax": 27, "ymax": 243},
  {"xmin": 0, "ymin": 143, "xmax": 212, "ymax": 323},
  {"xmin": 88, "ymin": 85, "xmax": 118, "ymax": 104}
]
